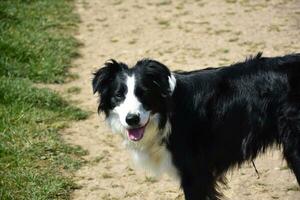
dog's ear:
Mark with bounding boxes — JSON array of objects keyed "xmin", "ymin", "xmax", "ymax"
[
  {"xmin": 92, "ymin": 59, "xmax": 125, "ymax": 94},
  {"xmin": 136, "ymin": 59, "xmax": 176, "ymax": 96}
]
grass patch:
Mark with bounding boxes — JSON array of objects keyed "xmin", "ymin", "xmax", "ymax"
[
  {"xmin": 91, "ymin": 155, "xmax": 105, "ymax": 164},
  {"xmin": 67, "ymin": 86, "xmax": 81, "ymax": 94},
  {"xmin": 0, "ymin": 0, "xmax": 89, "ymax": 199},
  {"xmin": 228, "ymin": 37, "xmax": 239, "ymax": 42},
  {"xmin": 101, "ymin": 173, "xmax": 113, "ymax": 179},
  {"xmin": 0, "ymin": 78, "xmax": 88, "ymax": 199},
  {"xmin": 158, "ymin": 20, "xmax": 170, "ymax": 26},
  {"xmin": 286, "ymin": 185, "xmax": 300, "ymax": 192},
  {"xmin": 112, "ymin": 0, "xmax": 123, "ymax": 6},
  {"xmin": 156, "ymin": 18, "xmax": 171, "ymax": 28},
  {"xmin": 225, "ymin": 0, "xmax": 237, "ymax": 3},
  {"xmin": 156, "ymin": 0, "xmax": 172, "ymax": 6},
  {"xmin": 110, "ymin": 37, "xmax": 119, "ymax": 43},
  {"xmin": 128, "ymin": 38, "xmax": 137, "ymax": 45},
  {"xmin": 214, "ymin": 29, "xmax": 231, "ymax": 35},
  {"xmin": 0, "ymin": 0, "xmax": 80, "ymax": 84},
  {"xmin": 145, "ymin": 176, "xmax": 158, "ymax": 183}
]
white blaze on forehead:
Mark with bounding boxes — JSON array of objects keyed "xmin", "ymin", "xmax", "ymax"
[
  {"xmin": 124, "ymin": 75, "xmax": 140, "ymax": 114},
  {"xmin": 113, "ymin": 75, "xmax": 150, "ymax": 128}
]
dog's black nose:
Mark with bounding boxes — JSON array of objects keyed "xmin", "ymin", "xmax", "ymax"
[{"xmin": 126, "ymin": 113, "xmax": 140, "ymax": 126}]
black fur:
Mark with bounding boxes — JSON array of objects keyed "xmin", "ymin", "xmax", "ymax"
[
  {"xmin": 92, "ymin": 59, "xmax": 129, "ymax": 115},
  {"xmin": 93, "ymin": 53, "xmax": 300, "ymax": 200}
]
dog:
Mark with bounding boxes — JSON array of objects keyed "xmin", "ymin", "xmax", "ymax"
[{"xmin": 92, "ymin": 53, "xmax": 300, "ymax": 200}]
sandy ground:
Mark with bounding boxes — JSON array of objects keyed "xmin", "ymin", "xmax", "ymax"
[{"xmin": 57, "ymin": 0, "xmax": 300, "ymax": 199}]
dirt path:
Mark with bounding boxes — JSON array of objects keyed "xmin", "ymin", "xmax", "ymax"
[{"xmin": 60, "ymin": 0, "xmax": 300, "ymax": 199}]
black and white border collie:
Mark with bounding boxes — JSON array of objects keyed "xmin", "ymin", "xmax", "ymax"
[{"xmin": 92, "ymin": 53, "xmax": 300, "ymax": 200}]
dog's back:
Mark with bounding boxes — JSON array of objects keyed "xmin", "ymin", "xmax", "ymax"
[{"xmin": 168, "ymin": 53, "xmax": 300, "ymax": 199}]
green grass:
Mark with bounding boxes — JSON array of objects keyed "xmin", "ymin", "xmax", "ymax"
[
  {"xmin": 0, "ymin": 0, "xmax": 89, "ymax": 199},
  {"xmin": 66, "ymin": 86, "xmax": 81, "ymax": 94},
  {"xmin": 0, "ymin": 0, "xmax": 80, "ymax": 83},
  {"xmin": 0, "ymin": 78, "xmax": 88, "ymax": 200}
]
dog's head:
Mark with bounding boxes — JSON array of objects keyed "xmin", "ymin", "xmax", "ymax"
[{"xmin": 93, "ymin": 59, "xmax": 176, "ymax": 147}]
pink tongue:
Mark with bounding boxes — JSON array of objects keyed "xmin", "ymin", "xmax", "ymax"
[{"xmin": 128, "ymin": 127, "xmax": 145, "ymax": 141}]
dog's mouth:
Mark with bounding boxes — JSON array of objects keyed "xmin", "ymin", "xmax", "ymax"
[
  {"xmin": 127, "ymin": 120, "xmax": 149, "ymax": 142},
  {"xmin": 127, "ymin": 126, "xmax": 145, "ymax": 141}
]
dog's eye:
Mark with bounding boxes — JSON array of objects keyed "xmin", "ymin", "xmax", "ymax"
[{"xmin": 115, "ymin": 92, "xmax": 123, "ymax": 99}]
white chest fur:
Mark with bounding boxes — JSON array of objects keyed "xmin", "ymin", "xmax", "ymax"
[
  {"xmin": 130, "ymin": 143, "xmax": 179, "ymax": 180},
  {"xmin": 107, "ymin": 110, "xmax": 179, "ymax": 179}
]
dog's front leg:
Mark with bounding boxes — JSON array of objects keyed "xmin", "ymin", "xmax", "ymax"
[{"xmin": 181, "ymin": 172, "xmax": 219, "ymax": 200}]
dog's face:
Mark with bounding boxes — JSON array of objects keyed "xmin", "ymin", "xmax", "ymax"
[{"xmin": 93, "ymin": 59, "xmax": 176, "ymax": 146}]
